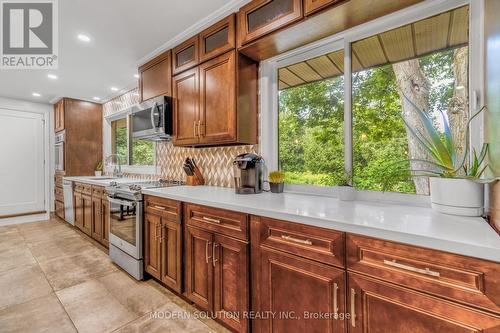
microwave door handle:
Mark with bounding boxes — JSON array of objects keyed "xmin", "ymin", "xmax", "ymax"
[{"xmin": 150, "ymin": 102, "xmax": 158, "ymax": 131}]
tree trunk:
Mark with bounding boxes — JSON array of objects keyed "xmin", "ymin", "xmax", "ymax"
[
  {"xmin": 393, "ymin": 60, "xmax": 431, "ymax": 195},
  {"xmin": 447, "ymin": 46, "xmax": 469, "ymax": 166}
]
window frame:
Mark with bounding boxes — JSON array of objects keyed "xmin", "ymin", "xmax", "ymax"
[
  {"xmin": 260, "ymin": 0, "xmax": 484, "ymax": 204},
  {"xmin": 104, "ymin": 112, "xmax": 157, "ymax": 175}
]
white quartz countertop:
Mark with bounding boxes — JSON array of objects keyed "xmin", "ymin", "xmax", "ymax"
[{"xmin": 142, "ymin": 186, "xmax": 500, "ymax": 262}]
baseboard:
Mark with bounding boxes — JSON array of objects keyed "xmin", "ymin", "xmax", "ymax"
[{"xmin": 0, "ymin": 212, "xmax": 50, "ymax": 226}]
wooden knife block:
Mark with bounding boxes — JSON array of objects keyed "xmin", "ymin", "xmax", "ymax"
[{"xmin": 186, "ymin": 165, "xmax": 205, "ymax": 186}]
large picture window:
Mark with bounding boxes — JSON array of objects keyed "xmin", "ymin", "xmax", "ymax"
[{"xmin": 275, "ymin": 4, "xmax": 471, "ymax": 196}]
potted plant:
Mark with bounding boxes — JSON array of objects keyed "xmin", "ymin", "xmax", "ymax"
[
  {"xmin": 387, "ymin": 97, "xmax": 493, "ymax": 216},
  {"xmin": 95, "ymin": 161, "xmax": 103, "ymax": 177},
  {"xmin": 268, "ymin": 171, "xmax": 285, "ymax": 193},
  {"xmin": 337, "ymin": 171, "xmax": 356, "ymax": 201}
]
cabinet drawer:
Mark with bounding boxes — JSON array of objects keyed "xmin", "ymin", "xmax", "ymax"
[
  {"xmin": 258, "ymin": 217, "xmax": 345, "ymax": 268},
  {"xmin": 74, "ymin": 182, "xmax": 83, "ymax": 193},
  {"xmin": 55, "ymin": 186, "xmax": 64, "ymax": 202},
  {"xmin": 81, "ymin": 184, "xmax": 92, "ymax": 196},
  {"xmin": 347, "ymin": 234, "xmax": 500, "ymax": 314},
  {"xmin": 92, "ymin": 186, "xmax": 105, "ymax": 199},
  {"xmin": 144, "ymin": 196, "xmax": 182, "ymax": 223},
  {"xmin": 55, "ymin": 172, "xmax": 64, "ymax": 187},
  {"xmin": 185, "ymin": 203, "xmax": 248, "ymax": 241}
]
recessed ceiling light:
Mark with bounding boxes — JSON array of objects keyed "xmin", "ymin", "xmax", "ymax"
[
  {"xmin": 110, "ymin": 87, "xmax": 119, "ymax": 92},
  {"xmin": 47, "ymin": 74, "xmax": 58, "ymax": 80},
  {"xmin": 93, "ymin": 97, "xmax": 101, "ymax": 101},
  {"xmin": 77, "ymin": 34, "xmax": 91, "ymax": 42},
  {"xmin": 134, "ymin": 74, "xmax": 139, "ymax": 79},
  {"xmin": 32, "ymin": 92, "xmax": 41, "ymax": 97}
]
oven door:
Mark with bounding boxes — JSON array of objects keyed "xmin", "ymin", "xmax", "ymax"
[{"xmin": 108, "ymin": 197, "xmax": 143, "ymax": 259}]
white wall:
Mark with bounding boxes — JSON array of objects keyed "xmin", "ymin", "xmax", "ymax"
[{"xmin": 0, "ymin": 96, "xmax": 53, "ymax": 224}]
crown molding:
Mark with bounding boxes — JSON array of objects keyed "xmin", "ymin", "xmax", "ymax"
[{"xmin": 137, "ymin": 0, "xmax": 251, "ymax": 66}]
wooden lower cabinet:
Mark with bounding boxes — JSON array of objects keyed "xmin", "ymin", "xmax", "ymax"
[
  {"xmin": 185, "ymin": 225, "xmax": 250, "ymax": 332},
  {"xmin": 55, "ymin": 200, "xmax": 65, "ymax": 220},
  {"xmin": 258, "ymin": 247, "xmax": 345, "ymax": 333},
  {"xmin": 102, "ymin": 199, "xmax": 110, "ymax": 247},
  {"xmin": 73, "ymin": 191, "xmax": 83, "ymax": 229},
  {"xmin": 81, "ymin": 194, "xmax": 92, "ymax": 236},
  {"xmin": 91, "ymin": 196, "xmax": 103, "ymax": 242},
  {"xmin": 348, "ymin": 273, "xmax": 500, "ymax": 333},
  {"xmin": 161, "ymin": 219, "xmax": 182, "ymax": 293},
  {"xmin": 145, "ymin": 213, "xmax": 162, "ymax": 280}
]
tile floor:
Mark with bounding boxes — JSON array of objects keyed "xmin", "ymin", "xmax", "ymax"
[{"xmin": 0, "ymin": 218, "xmax": 229, "ymax": 333}]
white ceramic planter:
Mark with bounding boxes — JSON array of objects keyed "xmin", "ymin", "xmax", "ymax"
[
  {"xmin": 95, "ymin": 171, "xmax": 102, "ymax": 177},
  {"xmin": 338, "ymin": 186, "xmax": 356, "ymax": 201},
  {"xmin": 429, "ymin": 177, "xmax": 484, "ymax": 216}
]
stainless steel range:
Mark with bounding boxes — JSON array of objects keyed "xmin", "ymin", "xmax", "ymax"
[{"xmin": 106, "ymin": 179, "xmax": 184, "ymax": 280}]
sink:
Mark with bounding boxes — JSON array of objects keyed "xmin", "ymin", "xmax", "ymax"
[{"xmin": 86, "ymin": 177, "xmax": 117, "ymax": 180}]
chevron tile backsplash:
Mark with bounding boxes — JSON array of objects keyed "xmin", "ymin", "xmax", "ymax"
[{"xmin": 103, "ymin": 89, "xmax": 259, "ymax": 188}]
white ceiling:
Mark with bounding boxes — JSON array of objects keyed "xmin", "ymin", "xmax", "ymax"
[{"xmin": 0, "ymin": 0, "xmax": 247, "ymax": 104}]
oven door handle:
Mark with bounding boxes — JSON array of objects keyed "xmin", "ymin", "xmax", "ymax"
[{"xmin": 108, "ymin": 197, "xmax": 136, "ymax": 207}]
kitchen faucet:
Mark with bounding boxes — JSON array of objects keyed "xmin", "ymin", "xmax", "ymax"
[{"xmin": 106, "ymin": 154, "xmax": 123, "ymax": 178}]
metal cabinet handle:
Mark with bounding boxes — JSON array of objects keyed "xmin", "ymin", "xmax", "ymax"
[
  {"xmin": 154, "ymin": 205, "xmax": 166, "ymax": 210},
  {"xmin": 194, "ymin": 121, "xmax": 198, "ymax": 137},
  {"xmin": 156, "ymin": 223, "xmax": 161, "ymax": 241},
  {"xmin": 198, "ymin": 120, "xmax": 203, "ymax": 137},
  {"xmin": 212, "ymin": 243, "xmax": 219, "ymax": 267},
  {"xmin": 383, "ymin": 259, "xmax": 440, "ymax": 277},
  {"xmin": 202, "ymin": 216, "xmax": 221, "ymax": 224},
  {"xmin": 281, "ymin": 235, "xmax": 312, "ymax": 246},
  {"xmin": 350, "ymin": 288, "xmax": 356, "ymax": 328},
  {"xmin": 205, "ymin": 241, "xmax": 211, "ymax": 264},
  {"xmin": 333, "ymin": 282, "xmax": 339, "ymax": 316},
  {"xmin": 162, "ymin": 225, "xmax": 167, "ymax": 241}
]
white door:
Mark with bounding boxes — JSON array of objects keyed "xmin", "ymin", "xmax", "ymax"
[{"xmin": 0, "ymin": 109, "xmax": 45, "ymax": 216}]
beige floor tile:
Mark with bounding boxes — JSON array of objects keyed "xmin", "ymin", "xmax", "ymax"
[
  {"xmin": 0, "ymin": 245, "xmax": 37, "ymax": 273},
  {"xmin": 0, "ymin": 264, "xmax": 53, "ymax": 309},
  {"xmin": 56, "ymin": 280, "xmax": 138, "ymax": 333},
  {"xmin": 98, "ymin": 271, "xmax": 169, "ymax": 316},
  {"xmin": 113, "ymin": 302, "xmax": 216, "ymax": 333},
  {"xmin": 0, "ymin": 293, "xmax": 77, "ymax": 333},
  {"xmin": 0, "ymin": 225, "xmax": 18, "ymax": 234},
  {"xmin": 18, "ymin": 223, "xmax": 76, "ymax": 243},
  {"xmin": 28, "ymin": 234, "xmax": 95, "ymax": 262},
  {"xmin": 0, "ymin": 229, "xmax": 25, "ymax": 252},
  {"xmin": 38, "ymin": 248, "xmax": 118, "ymax": 291}
]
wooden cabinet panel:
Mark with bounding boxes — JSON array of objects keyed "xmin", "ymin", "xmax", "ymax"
[
  {"xmin": 199, "ymin": 51, "xmax": 237, "ymax": 144},
  {"xmin": 102, "ymin": 199, "xmax": 109, "ymax": 247},
  {"xmin": 81, "ymin": 194, "xmax": 92, "ymax": 236},
  {"xmin": 54, "ymin": 100, "xmax": 65, "ymax": 132},
  {"xmin": 145, "ymin": 213, "xmax": 162, "ymax": 280},
  {"xmin": 348, "ymin": 273, "xmax": 500, "ymax": 333},
  {"xmin": 145, "ymin": 196, "xmax": 182, "ymax": 223},
  {"xmin": 55, "ymin": 186, "xmax": 64, "ymax": 203},
  {"xmin": 258, "ymin": 216, "xmax": 345, "ymax": 268},
  {"xmin": 139, "ymin": 51, "xmax": 172, "ymax": 102},
  {"xmin": 73, "ymin": 191, "xmax": 83, "ymax": 230},
  {"xmin": 304, "ymin": 0, "xmax": 342, "ymax": 16},
  {"xmin": 347, "ymin": 234, "xmax": 500, "ymax": 314},
  {"xmin": 213, "ymin": 234, "xmax": 249, "ymax": 333},
  {"xmin": 185, "ymin": 203, "xmax": 248, "ymax": 241},
  {"xmin": 185, "ymin": 226, "xmax": 213, "ymax": 311},
  {"xmin": 55, "ymin": 200, "xmax": 65, "ymax": 220},
  {"xmin": 237, "ymin": 0, "xmax": 303, "ymax": 46},
  {"xmin": 91, "ymin": 196, "xmax": 103, "ymax": 242},
  {"xmin": 199, "ymin": 15, "xmax": 236, "ymax": 62},
  {"xmin": 173, "ymin": 68, "xmax": 200, "ymax": 146},
  {"xmin": 259, "ymin": 247, "xmax": 346, "ymax": 333},
  {"xmin": 55, "ymin": 172, "xmax": 64, "ymax": 188},
  {"xmin": 161, "ymin": 220, "xmax": 182, "ymax": 293},
  {"xmin": 173, "ymin": 36, "xmax": 199, "ymax": 75}
]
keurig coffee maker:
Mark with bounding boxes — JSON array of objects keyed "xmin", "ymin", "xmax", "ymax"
[{"xmin": 233, "ymin": 153, "xmax": 264, "ymax": 194}]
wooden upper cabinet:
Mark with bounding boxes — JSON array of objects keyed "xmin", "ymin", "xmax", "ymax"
[
  {"xmin": 54, "ymin": 99, "xmax": 65, "ymax": 132},
  {"xmin": 237, "ymin": 0, "xmax": 303, "ymax": 46},
  {"xmin": 139, "ymin": 50, "xmax": 172, "ymax": 102},
  {"xmin": 304, "ymin": 0, "xmax": 342, "ymax": 16},
  {"xmin": 199, "ymin": 15, "xmax": 236, "ymax": 63},
  {"xmin": 173, "ymin": 36, "xmax": 199, "ymax": 75},
  {"xmin": 199, "ymin": 51, "xmax": 237, "ymax": 145},
  {"xmin": 172, "ymin": 67, "xmax": 200, "ymax": 146},
  {"xmin": 348, "ymin": 273, "xmax": 500, "ymax": 333}
]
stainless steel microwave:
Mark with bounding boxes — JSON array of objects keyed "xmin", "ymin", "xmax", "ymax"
[{"xmin": 131, "ymin": 96, "xmax": 173, "ymax": 141}]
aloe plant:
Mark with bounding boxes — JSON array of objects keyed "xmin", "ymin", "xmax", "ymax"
[{"xmin": 384, "ymin": 95, "xmax": 489, "ymax": 187}]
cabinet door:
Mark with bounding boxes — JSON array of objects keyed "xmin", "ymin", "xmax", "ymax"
[
  {"xmin": 145, "ymin": 213, "xmax": 162, "ymax": 280},
  {"xmin": 81, "ymin": 194, "xmax": 92, "ymax": 236},
  {"xmin": 259, "ymin": 247, "xmax": 346, "ymax": 333},
  {"xmin": 172, "ymin": 68, "xmax": 200, "ymax": 146},
  {"xmin": 173, "ymin": 36, "xmax": 199, "ymax": 75},
  {"xmin": 304, "ymin": 0, "xmax": 341, "ymax": 16},
  {"xmin": 213, "ymin": 234, "xmax": 249, "ymax": 333},
  {"xmin": 73, "ymin": 192, "xmax": 83, "ymax": 230},
  {"xmin": 54, "ymin": 100, "xmax": 65, "ymax": 132},
  {"xmin": 185, "ymin": 226, "xmax": 213, "ymax": 311},
  {"xmin": 101, "ymin": 199, "xmax": 110, "ymax": 247},
  {"xmin": 348, "ymin": 273, "xmax": 500, "ymax": 333},
  {"xmin": 199, "ymin": 15, "xmax": 236, "ymax": 63},
  {"xmin": 161, "ymin": 220, "xmax": 182, "ymax": 293},
  {"xmin": 237, "ymin": 0, "xmax": 303, "ymax": 46},
  {"xmin": 55, "ymin": 200, "xmax": 65, "ymax": 220},
  {"xmin": 91, "ymin": 197, "xmax": 103, "ymax": 243},
  {"xmin": 199, "ymin": 51, "xmax": 236, "ymax": 145},
  {"xmin": 139, "ymin": 51, "xmax": 172, "ymax": 102}
]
